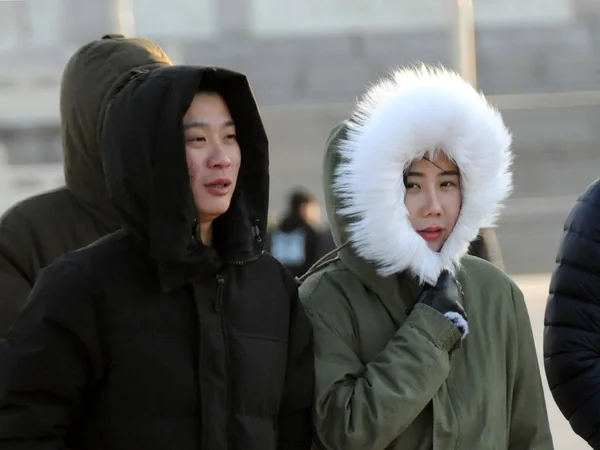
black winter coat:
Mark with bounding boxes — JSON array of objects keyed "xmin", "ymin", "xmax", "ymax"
[
  {"xmin": 544, "ymin": 178, "xmax": 600, "ymax": 449},
  {"xmin": 0, "ymin": 66, "xmax": 314, "ymax": 450}
]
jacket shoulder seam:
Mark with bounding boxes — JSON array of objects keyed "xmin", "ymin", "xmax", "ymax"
[{"xmin": 300, "ymin": 265, "xmax": 348, "ymax": 307}]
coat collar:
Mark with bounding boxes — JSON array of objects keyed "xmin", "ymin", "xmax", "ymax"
[{"xmin": 156, "ymin": 248, "xmax": 222, "ymax": 292}]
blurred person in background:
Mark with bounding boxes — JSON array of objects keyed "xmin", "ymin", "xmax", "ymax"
[
  {"xmin": 299, "ymin": 65, "xmax": 552, "ymax": 449},
  {"xmin": 267, "ymin": 188, "xmax": 324, "ymax": 277},
  {"xmin": 0, "ymin": 65, "xmax": 313, "ymax": 450},
  {"xmin": 544, "ymin": 178, "xmax": 600, "ymax": 449},
  {"xmin": 0, "ymin": 34, "xmax": 172, "ymax": 335},
  {"xmin": 468, "ymin": 227, "xmax": 504, "ymax": 268}
]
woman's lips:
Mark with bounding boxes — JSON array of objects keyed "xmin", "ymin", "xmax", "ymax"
[{"xmin": 418, "ymin": 226, "xmax": 444, "ymax": 241}]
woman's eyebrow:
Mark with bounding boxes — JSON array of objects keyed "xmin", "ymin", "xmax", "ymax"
[{"xmin": 406, "ymin": 170, "xmax": 459, "ymax": 177}]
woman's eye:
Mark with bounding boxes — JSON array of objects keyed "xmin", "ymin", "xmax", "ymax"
[
  {"xmin": 440, "ymin": 181, "xmax": 457, "ymax": 188},
  {"xmin": 405, "ymin": 182, "xmax": 418, "ymax": 190},
  {"xmin": 225, "ymin": 134, "xmax": 237, "ymax": 141},
  {"xmin": 187, "ymin": 136, "xmax": 205, "ymax": 143}
]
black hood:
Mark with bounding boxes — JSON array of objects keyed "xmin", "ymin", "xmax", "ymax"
[
  {"xmin": 101, "ymin": 66, "xmax": 269, "ymax": 265},
  {"xmin": 60, "ymin": 34, "xmax": 172, "ymax": 230}
]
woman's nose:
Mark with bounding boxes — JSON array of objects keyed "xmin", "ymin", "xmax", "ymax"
[{"xmin": 424, "ymin": 191, "xmax": 443, "ymax": 216}]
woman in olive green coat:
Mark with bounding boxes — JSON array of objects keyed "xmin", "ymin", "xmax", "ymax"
[{"xmin": 299, "ymin": 65, "xmax": 553, "ymax": 450}]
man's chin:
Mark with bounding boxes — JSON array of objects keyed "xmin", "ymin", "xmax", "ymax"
[{"xmin": 197, "ymin": 199, "xmax": 232, "ymax": 221}]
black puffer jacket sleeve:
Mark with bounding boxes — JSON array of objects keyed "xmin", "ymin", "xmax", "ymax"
[
  {"xmin": 0, "ymin": 259, "xmax": 104, "ymax": 449},
  {"xmin": 544, "ymin": 178, "xmax": 600, "ymax": 449}
]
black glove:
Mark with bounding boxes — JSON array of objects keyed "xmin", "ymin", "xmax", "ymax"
[{"xmin": 417, "ymin": 270, "xmax": 469, "ymax": 339}]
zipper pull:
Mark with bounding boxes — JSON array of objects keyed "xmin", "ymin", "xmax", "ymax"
[{"xmin": 215, "ymin": 275, "xmax": 225, "ymax": 312}]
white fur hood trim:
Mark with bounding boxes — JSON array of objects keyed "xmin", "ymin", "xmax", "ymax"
[{"xmin": 334, "ymin": 64, "xmax": 513, "ymax": 284}]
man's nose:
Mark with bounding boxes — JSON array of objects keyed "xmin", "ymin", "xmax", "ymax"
[{"xmin": 208, "ymin": 143, "xmax": 231, "ymax": 168}]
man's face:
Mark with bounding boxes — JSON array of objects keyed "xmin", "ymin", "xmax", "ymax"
[
  {"xmin": 404, "ymin": 151, "xmax": 462, "ymax": 252},
  {"xmin": 301, "ymin": 201, "xmax": 322, "ymax": 227},
  {"xmin": 183, "ymin": 93, "xmax": 241, "ymax": 223}
]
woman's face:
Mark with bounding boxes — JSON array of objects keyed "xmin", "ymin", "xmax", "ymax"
[{"xmin": 404, "ymin": 152, "xmax": 462, "ymax": 252}]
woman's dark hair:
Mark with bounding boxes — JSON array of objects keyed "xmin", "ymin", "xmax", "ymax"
[{"xmin": 402, "ymin": 151, "xmax": 461, "ymax": 187}]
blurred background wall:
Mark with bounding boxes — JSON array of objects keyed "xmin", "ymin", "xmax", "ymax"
[{"xmin": 0, "ymin": 0, "xmax": 599, "ymax": 274}]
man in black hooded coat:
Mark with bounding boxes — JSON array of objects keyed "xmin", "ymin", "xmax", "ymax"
[{"xmin": 0, "ymin": 65, "xmax": 313, "ymax": 450}]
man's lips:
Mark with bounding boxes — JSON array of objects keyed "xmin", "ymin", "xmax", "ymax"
[
  {"xmin": 204, "ymin": 178, "xmax": 232, "ymax": 196},
  {"xmin": 204, "ymin": 177, "xmax": 231, "ymax": 187}
]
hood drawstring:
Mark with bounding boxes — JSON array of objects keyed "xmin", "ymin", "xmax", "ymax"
[
  {"xmin": 252, "ymin": 219, "xmax": 262, "ymax": 243},
  {"xmin": 296, "ymin": 241, "xmax": 350, "ymax": 285}
]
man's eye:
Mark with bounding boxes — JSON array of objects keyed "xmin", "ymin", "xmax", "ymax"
[{"xmin": 440, "ymin": 181, "xmax": 457, "ymax": 188}]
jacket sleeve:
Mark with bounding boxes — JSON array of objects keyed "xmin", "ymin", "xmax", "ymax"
[
  {"xmin": 508, "ymin": 282, "xmax": 553, "ymax": 449},
  {"xmin": 544, "ymin": 185, "xmax": 600, "ymax": 448},
  {"xmin": 277, "ymin": 285, "xmax": 314, "ymax": 450},
  {"xmin": 303, "ymin": 278, "xmax": 461, "ymax": 450},
  {"xmin": 0, "ymin": 260, "xmax": 104, "ymax": 449},
  {"xmin": 0, "ymin": 208, "xmax": 36, "ymax": 336}
]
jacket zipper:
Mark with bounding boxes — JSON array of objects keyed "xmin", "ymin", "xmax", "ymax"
[
  {"xmin": 215, "ymin": 274, "xmax": 230, "ymax": 444},
  {"xmin": 215, "ymin": 274, "xmax": 225, "ymax": 312},
  {"xmin": 192, "ymin": 284, "xmax": 208, "ymax": 450},
  {"xmin": 233, "ymin": 251, "xmax": 263, "ymax": 266}
]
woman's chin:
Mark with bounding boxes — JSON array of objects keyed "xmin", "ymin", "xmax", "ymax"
[{"xmin": 426, "ymin": 238, "xmax": 448, "ymax": 252}]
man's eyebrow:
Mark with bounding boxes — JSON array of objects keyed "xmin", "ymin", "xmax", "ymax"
[
  {"xmin": 439, "ymin": 170, "xmax": 460, "ymax": 176},
  {"xmin": 183, "ymin": 119, "xmax": 235, "ymax": 130},
  {"xmin": 405, "ymin": 171, "xmax": 424, "ymax": 177}
]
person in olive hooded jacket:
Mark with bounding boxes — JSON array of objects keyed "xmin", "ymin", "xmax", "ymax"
[
  {"xmin": 299, "ymin": 65, "xmax": 552, "ymax": 449},
  {"xmin": 0, "ymin": 34, "xmax": 172, "ymax": 335},
  {"xmin": 0, "ymin": 66, "xmax": 313, "ymax": 449}
]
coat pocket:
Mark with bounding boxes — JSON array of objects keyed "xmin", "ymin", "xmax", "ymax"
[{"xmin": 229, "ymin": 333, "xmax": 288, "ymax": 415}]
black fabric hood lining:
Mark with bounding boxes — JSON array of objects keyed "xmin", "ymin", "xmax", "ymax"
[{"xmin": 101, "ymin": 66, "xmax": 269, "ymax": 266}]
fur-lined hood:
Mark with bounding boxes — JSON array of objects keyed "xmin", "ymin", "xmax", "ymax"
[{"xmin": 324, "ymin": 64, "xmax": 513, "ymax": 285}]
